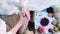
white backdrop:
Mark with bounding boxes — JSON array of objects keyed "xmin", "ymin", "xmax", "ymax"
[
  {"xmin": 7, "ymin": 0, "xmax": 60, "ymax": 11},
  {"xmin": 0, "ymin": 0, "xmax": 60, "ymax": 15}
]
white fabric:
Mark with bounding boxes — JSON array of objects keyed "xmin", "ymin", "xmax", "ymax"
[
  {"xmin": 8, "ymin": 0, "xmax": 60, "ymax": 11},
  {"xmin": 34, "ymin": 11, "xmax": 56, "ymax": 34},
  {"xmin": 0, "ymin": 0, "xmax": 20, "ymax": 15},
  {"xmin": 26, "ymin": 0, "xmax": 60, "ymax": 11},
  {"xmin": 0, "ymin": 18, "xmax": 12, "ymax": 34},
  {"xmin": 0, "ymin": 0, "xmax": 60, "ymax": 15},
  {"xmin": 6, "ymin": 32, "xmax": 12, "ymax": 34}
]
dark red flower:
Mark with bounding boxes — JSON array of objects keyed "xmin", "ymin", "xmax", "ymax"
[
  {"xmin": 37, "ymin": 26, "xmax": 44, "ymax": 33},
  {"xmin": 48, "ymin": 28, "xmax": 53, "ymax": 33},
  {"xmin": 40, "ymin": 18, "xmax": 49, "ymax": 26}
]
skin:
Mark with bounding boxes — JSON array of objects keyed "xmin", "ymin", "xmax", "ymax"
[
  {"xmin": 24, "ymin": 30, "xmax": 33, "ymax": 34},
  {"xmin": 7, "ymin": 7, "xmax": 30, "ymax": 34},
  {"xmin": 52, "ymin": 21, "xmax": 57, "ymax": 26},
  {"xmin": 48, "ymin": 13, "xmax": 57, "ymax": 26},
  {"xmin": 48, "ymin": 13, "xmax": 53, "ymax": 17},
  {"xmin": 21, "ymin": 7, "xmax": 30, "ymax": 21}
]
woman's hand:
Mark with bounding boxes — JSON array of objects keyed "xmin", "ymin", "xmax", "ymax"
[
  {"xmin": 21, "ymin": 7, "xmax": 30, "ymax": 21},
  {"xmin": 18, "ymin": 11, "xmax": 29, "ymax": 24},
  {"xmin": 24, "ymin": 30, "xmax": 33, "ymax": 34},
  {"xmin": 9, "ymin": 11, "xmax": 29, "ymax": 34}
]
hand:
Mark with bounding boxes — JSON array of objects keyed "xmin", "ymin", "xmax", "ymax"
[
  {"xmin": 21, "ymin": 7, "xmax": 30, "ymax": 21},
  {"xmin": 9, "ymin": 11, "xmax": 29, "ymax": 34},
  {"xmin": 18, "ymin": 11, "xmax": 29, "ymax": 24},
  {"xmin": 24, "ymin": 30, "xmax": 33, "ymax": 34}
]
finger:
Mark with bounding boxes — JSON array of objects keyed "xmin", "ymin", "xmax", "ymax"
[
  {"xmin": 24, "ymin": 16, "xmax": 29, "ymax": 22},
  {"xmin": 25, "ymin": 11, "xmax": 30, "ymax": 21},
  {"xmin": 18, "ymin": 11, "xmax": 23, "ymax": 18},
  {"xmin": 22, "ymin": 7, "xmax": 30, "ymax": 21},
  {"xmin": 22, "ymin": 8, "xmax": 25, "ymax": 17}
]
